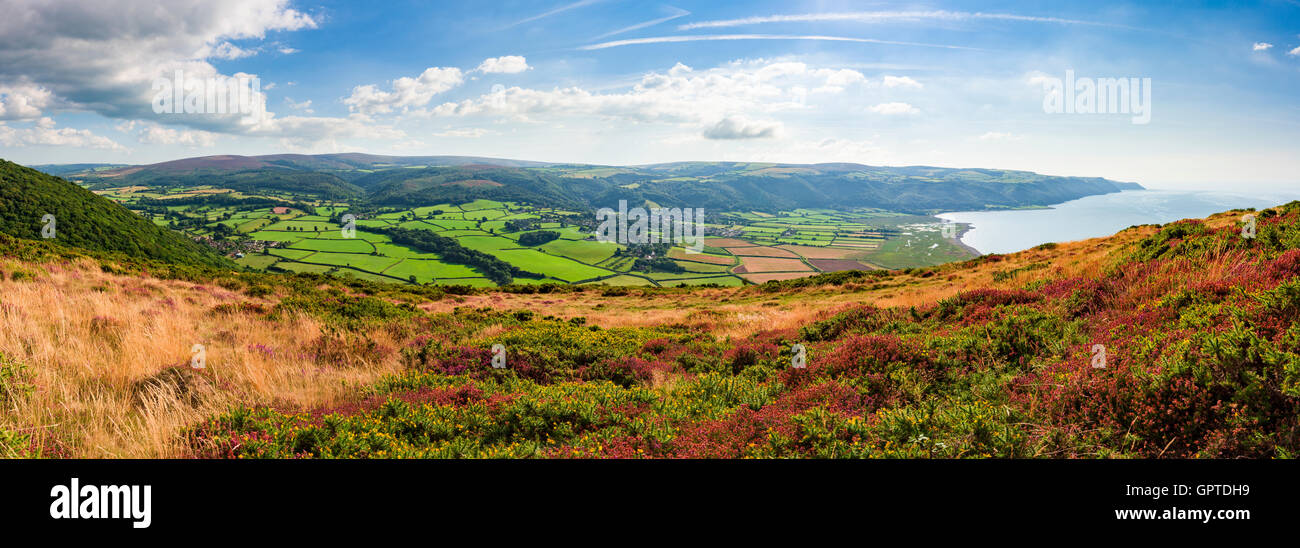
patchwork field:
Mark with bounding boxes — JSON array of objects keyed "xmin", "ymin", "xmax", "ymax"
[
  {"xmin": 725, "ymin": 245, "xmax": 799, "ymax": 258},
  {"xmin": 734, "ymin": 256, "xmax": 813, "ymax": 273},
  {"xmin": 100, "ymin": 187, "xmax": 975, "ymax": 289}
]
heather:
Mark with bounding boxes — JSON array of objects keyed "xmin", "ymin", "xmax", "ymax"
[
  {"xmin": 186, "ymin": 203, "xmax": 1300, "ymax": 458},
  {"xmin": 4, "ymin": 203, "xmax": 1298, "ymax": 457}
]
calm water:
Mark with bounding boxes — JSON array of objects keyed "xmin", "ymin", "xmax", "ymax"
[{"xmin": 936, "ymin": 189, "xmax": 1300, "ymax": 255}]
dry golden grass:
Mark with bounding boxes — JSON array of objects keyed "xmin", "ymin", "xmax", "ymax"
[
  {"xmin": 0, "ymin": 259, "xmax": 402, "ymax": 458},
  {"xmin": 0, "ymin": 219, "xmax": 1170, "ymax": 457},
  {"xmin": 402, "ymin": 223, "xmax": 1162, "ymax": 340}
]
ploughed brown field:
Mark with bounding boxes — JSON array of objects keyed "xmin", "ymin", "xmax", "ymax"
[
  {"xmin": 703, "ymin": 238, "xmax": 752, "ymax": 247},
  {"xmin": 667, "ymin": 248, "xmax": 735, "ymax": 265},
  {"xmin": 725, "ymin": 246, "xmax": 799, "ymax": 258},
  {"xmin": 734, "ymin": 256, "xmax": 812, "ymax": 273},
  {"xmin": 775, "ymin": 244, "xmax": 872, "ymax": 259}
]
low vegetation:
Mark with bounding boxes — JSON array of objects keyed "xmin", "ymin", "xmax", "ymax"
[{"xmin": 2, "ymin": 199, "xmax": 1295, "ymax": 458}]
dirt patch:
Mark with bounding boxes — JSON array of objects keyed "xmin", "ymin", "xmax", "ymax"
[
  {"xmin": 726, "ymin": 246, "xmax": 798, "ymax": 258},
  {"xmin": 668, "ymin": 249, "xmax": 734, "ymax": 265},
  {"xmin": 704, "ymin": 238, "xmax": 752, "ymax": 247},
  {"xmin": 734, "ymin": 257, "xmax": 812, "ymax": 273},
  {"xmin": 776, "ymin": 245, "xmax": 868, "ymax": 259}
]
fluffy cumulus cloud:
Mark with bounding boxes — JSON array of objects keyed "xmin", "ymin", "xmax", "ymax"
[
  {"xmin": 208, "ymin": 42, "xmax": 259, "ymax": 60},
  {"xmin": 139, "ymin": 126, "xmax": 218, "ymax": 147},
  {"xmin": 0, "ymin": 0, "xmax": 338, "ymax": 144},
  {"xmin": 1253, "ymin": 42, "xmax": 1273, "ymax": 51},
  {"xmin": 475, "ymin": 56, "xmax": 531, "ymax": 74},
  {"xmin": 868, "ymin": 102, "xmax": 920, "ymax": 115},
  {"xmin": 0, "ymin": 82, "xmax": 54, "ymax": 120},
  {"xmin": 343, "ymin": 67, "xmax": 465, "ymax": 115},
  {"xmin": 1291, "ymin": 46, "xmax": 1300, "ymax": 56},
  {"xmin": 882, "ymin": 75, "xmax": 923, "ymax": 89},
  {"xmin": 284, "ymin": 97, "xmax": 314, "ymax": 113},
  {"xmin": 0, "ymin": 117, "xmax": 124, "ymax": 150},
  {"xmin": 115, "ymin": 120, "xmax": 218, "ymax": 147},
  {"xmin": 427, "ymin": 59, "xmax": 882, "ymax": 138},
  {"xmin": 702, "ymin": 115, "xmax": 782, "ymax": 139}
]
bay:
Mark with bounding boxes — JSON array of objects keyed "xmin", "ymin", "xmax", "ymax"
[{"xmin": 935, "ymin": 189, "xmax": 1300, "ymax": 255}]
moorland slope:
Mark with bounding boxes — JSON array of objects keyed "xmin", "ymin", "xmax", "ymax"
[{"xmin": 0, "ymin": 202, "xmax": 1295, "ymax": 458}]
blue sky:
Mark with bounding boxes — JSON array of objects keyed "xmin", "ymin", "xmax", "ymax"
[{"xmin": 1, "ymin": 0, "xmax": 1299, "ymax": 188}]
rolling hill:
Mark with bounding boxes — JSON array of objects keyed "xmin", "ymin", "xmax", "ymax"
[
  {"xmin": 53, "ymin": 154, "xmax": 1142, "ymax": 213},
  {"xmin": 0, "ymin": 159, "xmax": 230, "ymax": 267}
]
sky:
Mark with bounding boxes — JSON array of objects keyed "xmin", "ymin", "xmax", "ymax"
[{"xmin": 1, "ymin": 0, "xmax": 1299, "ymax": 189}]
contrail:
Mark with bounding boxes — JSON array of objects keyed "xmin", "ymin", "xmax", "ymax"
[
  {"xmin": 506, "ymin": 0, "xmax": 605, "ymax": 28},
  {"xmin": 677, "ymin": 10, "xmax": 1134, "ymax": 31},
  {"xmin": 579, "ymin": 34, "xmax": 984, "ymax": 51},
  {"xmin": 593, "ymin": 6, "xmax": 691, "ymax": 40}
]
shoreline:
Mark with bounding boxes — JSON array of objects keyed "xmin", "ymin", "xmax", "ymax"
[{"xmin": 952, "ymin": 224, "xmax": 983, "ymax": 257}]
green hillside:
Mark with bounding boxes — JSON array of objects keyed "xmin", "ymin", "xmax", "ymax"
[
  {"xmin": 68, "ymin": 154, "xmax": 1142, "ymax": 214},
  {"xmin": 0, "ymin": 159, "xmax": 231, "ymax": 267}
]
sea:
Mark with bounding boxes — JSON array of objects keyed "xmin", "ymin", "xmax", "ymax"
[{"xmin": 935, "ymin": 188, "xmax": 1300, "ymax": 255}]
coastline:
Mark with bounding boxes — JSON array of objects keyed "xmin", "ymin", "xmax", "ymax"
[
  {"xmin": 935, "ymin": 188, "xmax": 1294, "ymax": 256},
  {"xmin": 950, "ymin": 222, "xmax": 983, "ymax": 257}
]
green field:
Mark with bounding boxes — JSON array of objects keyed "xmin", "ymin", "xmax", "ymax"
[{"xmin": 98, "ymin": 184, "xmax": 975, "ymax": 288}]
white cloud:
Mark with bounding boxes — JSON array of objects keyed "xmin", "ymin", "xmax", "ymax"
[
  {"xmin": 430, "ymin": 59, "xmax": 863, "ymax": 137},
  {"xmin": 0, "ymin": 82, "xmax": 53, "ymax": 120},
  {"xmin": 882, "ymin": 75, "xmax": 922, "ymax": 89},
  {"xmin": 433, "ymin": 128, "xmax": 494, "ymax": 138},
  {"xmin": 1253, "ymin": 42, "xmax": 1274, "ymax": 51},
  {"xmin": 209, "ymin": 42, "xmax": 258, "ymax": 60},
  {"xmin": 1026, "ymin": 72, "xmax": 1057, "ymax": 87},
  {"xmin": 475, "ymin": 56, "xmax": 531, "ymax": 74},
  {"xmin": 137, "ymin": 125, "xmax": 218, "ymax": 147},
  {"xmin": 284, "ymin": 97, "xmax": 313, "ymax": 113},
  {"xmin": 702, "ymin": 115, "xmax": 782, "ymax": 139},
  {"xmin": 0, "ymin": 0, "xmax": 318, "ymax": 139},
  {"xmin": 810, "ymin": 68, "xmax": 867, "ymax": 93},
  {"xmin": 978, "ymin": 131, "xmax": 1021, "ymax": 141},
  {"xmin": 278, "ymin": 46, "xmax": 300, "ymax": 55},
  {"xmin": 1290, "ymin": 46, "xmax": 1300, "ymax": 56},
  {"xmin": 768, "ymin": 137, "xmax": 885, "ymax": 164},
  {"xmin": 0, "ymin": 117, "xmax": 124, "ymax": 150},
  {"xmin": 251, "ymin": 114, "xmax": 407, "ymax": 150},
  {"xmin": 868, "ymin": 102, "xmax": 919, "ymax": 115},
  {"xmin": 343, "ymin": 67, "xmax": 465, "ymax": 115}
]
